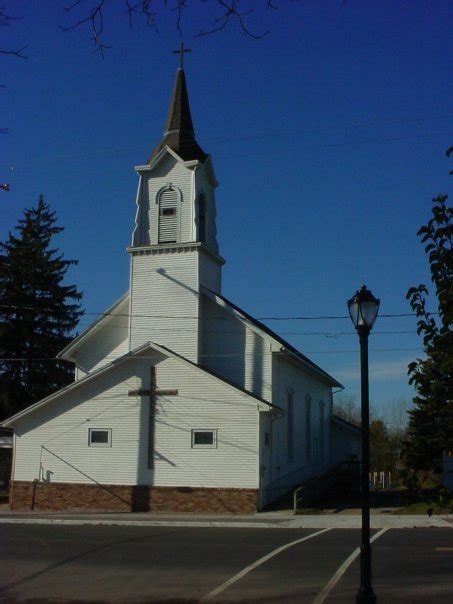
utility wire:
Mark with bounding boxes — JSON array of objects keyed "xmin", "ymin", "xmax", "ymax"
[
  {"xmin": 71, "ymin": 323, "xmax": 419, "ymax": 336},
  {"xmin": 0, "ymin": 347, "xmax": 424, "ymax": 362},
  {"xmin": 0, "ymin": 303, "xmax": 438, "ymax": 321},
  {"xmin": 2, "ymin": 113, "xmax": 452, "ymax": 168}
]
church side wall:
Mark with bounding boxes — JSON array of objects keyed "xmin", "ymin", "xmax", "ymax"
[
  {"xmin": 200, "ymin": 296, "xmax": 272, "ymax": 402},
  {"xmin": 267, "ymin": 355, "xmax": 332, "ymax": 503},
  {"xmin": 9, "ymin": 354, "xmax": 260, "ymax": 512}
]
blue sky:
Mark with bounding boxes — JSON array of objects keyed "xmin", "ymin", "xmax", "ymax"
[{"xmin": 1, "ymin": 1, "xmax": 452, "ymax": 422}]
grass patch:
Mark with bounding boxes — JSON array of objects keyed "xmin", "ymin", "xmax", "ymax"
[{"xmin": 396, "ymin": 500, "xmax": 452, "ymax": 515}]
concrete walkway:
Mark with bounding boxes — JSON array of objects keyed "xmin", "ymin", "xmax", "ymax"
[{"xmin": 0, "ymin": 509, "xmax": 451, "ymax": 529}]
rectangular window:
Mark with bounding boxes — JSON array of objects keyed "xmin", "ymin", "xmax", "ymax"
[
  {"xmin": 88, "ymin": 428, "xmax": 112, "ymax": 447},
  {"xmin": 192, "ymin": 429, "xmax": 217, "ymax": 448},
  {"xmin": 162, "ymin": 208, "xmax": 176, "ymax": 216}
]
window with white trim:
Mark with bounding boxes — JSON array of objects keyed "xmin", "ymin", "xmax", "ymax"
[
  {"xmin": 191, "ymin": 429, "xmax": 217, "ymax": 448},
  {"xmin": 88, "ymin": 428, "xmax": 112, "ymax": 447}
]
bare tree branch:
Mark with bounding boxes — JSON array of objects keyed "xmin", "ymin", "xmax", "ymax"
[
  {"xmin": 195, "ymin": 1, "xmax": 269, "ymax": 40},
  {"xmin": 0, "ymin": 45, "xmax": 28, "ymax": 59},
  {"xmin": 61, "ymin": 0, "xmax": 277, "ymax": 54},
  {"xmin": 0, "ymin": 6, "xmax": 27, "ymax": 58}
]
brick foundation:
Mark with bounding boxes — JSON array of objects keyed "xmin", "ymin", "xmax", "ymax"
[{"xmin": 9, "ymin": 481, "xmax": 258, "ymax": 513}]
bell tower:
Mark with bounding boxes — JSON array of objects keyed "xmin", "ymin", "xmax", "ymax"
[{"xmin": 128, "ymin": 56, "xmax": 224, "ymax": 361}]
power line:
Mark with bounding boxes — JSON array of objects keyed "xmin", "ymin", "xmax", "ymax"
[
  {"xmin": 0, "ymin": 303, "xmax": 438, "ymax": 321},
  {"xmin": 0, "ymin": 347, "xmax": 424, "ymax": 362},
  {"xmin": 70, "ymin": 322, "xmax": 420, "ymax": 336},
  {"xmin": 206, "ymin": 114, "xmax": 453, "ymax": 144},
  {"xmin": 2, "ymin": 113, "xmax": 452, "ymax": 168}
]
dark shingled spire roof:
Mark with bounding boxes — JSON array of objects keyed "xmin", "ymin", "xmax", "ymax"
[{"xmin": 148, "ymin": 68, "xmax": 208, "ymax": 163}]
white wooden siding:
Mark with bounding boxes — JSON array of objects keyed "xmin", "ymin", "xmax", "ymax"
[
  {"xmin": 199, "ymin": 251, "xmax": 221, "ymax": 293},
  {"xmin": 194, "ymin": 166, "xmax": 219, "ymax": 253},
  {"xmin": 151, "ymin": 357, "xmax": 259, "ymax": 488},
  {"xmin": 73, "ymin": 298, "xmax": 129, "ymax": 376},
  {"xmin": 12, "ymin": 354, "xmax": 259, "ymax": 489},
  {"xmin": 267, "ymin": 354, "xmax": 332, "ymax": 500},
  {"xmin": 201, "ymin": 295, "xmax": 272, "ymax": 401},
  {"xmin": 129, "ymin": 250, "xmax": 200, "ymax": 361}
]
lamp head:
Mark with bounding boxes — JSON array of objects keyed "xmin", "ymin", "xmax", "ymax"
[{"xmin": 347, "ymin": 285, "xmax": 380, "ymax": 332}]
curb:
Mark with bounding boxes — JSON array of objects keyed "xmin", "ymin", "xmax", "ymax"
[
  {"xmin": 0, "ymin": 515, "xmax": 451, "ymax": 529},
  {"xmin": 0, "ymin": 518, "xmax": 285, "ymax": 529}
]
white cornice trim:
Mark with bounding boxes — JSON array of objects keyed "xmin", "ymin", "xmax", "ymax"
[
  {"xmin": 127, "ymin": 241, "xmax": 225, "ymax": 265},
  {"xmin": 135, "ymin": 146, "xmax": 206, "ymax": 173}
]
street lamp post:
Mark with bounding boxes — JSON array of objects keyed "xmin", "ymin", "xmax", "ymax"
[{"xmin": 347, "ymin": 285, "xmax": 380, "ymax": 604}]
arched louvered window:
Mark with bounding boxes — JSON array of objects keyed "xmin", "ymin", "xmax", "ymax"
[
  {"xmin": 198, "ymin": 194, "xmax": 206, "ymax": 244},
  {"xmin": 158, "ymin": 186, "xmax": 179, "ymax": 244}
]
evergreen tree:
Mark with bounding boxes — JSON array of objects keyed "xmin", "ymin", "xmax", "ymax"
[
  {"xmin": 403, "ymin": 190, "xmax": 452, "ymax": 472},
  {"xmin": 0, "ymin": 196, "xmax": 83, "ymax": 420}
]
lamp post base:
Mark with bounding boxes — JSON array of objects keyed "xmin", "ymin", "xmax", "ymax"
[{"xmin": 356, "ymin": 586, "xmax": 377, "ymax": 603}]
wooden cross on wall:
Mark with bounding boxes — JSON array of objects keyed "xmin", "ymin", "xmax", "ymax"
[{"xmin": 128, "ymin": 367, "xmax": 178, "ymax": 469}]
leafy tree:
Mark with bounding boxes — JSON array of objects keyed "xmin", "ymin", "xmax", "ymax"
[
  {"xmin": 404, "ymin": 189, "xmax": 452, "ymax": 472},
  {"xmin": 0, "ymin": 196, "xmax": 83, "ymax": 420}
]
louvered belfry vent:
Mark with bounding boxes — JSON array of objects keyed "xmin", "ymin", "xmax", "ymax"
[{"xmin": 158, "ymin": 188, "xmax": 178, "ymax": 243}]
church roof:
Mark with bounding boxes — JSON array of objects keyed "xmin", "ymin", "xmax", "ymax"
[
  {"xmin": 202, "ymin": 287, "xmax": 343, "ymax": 389},
  {"xmin": 148, "ymin": 68, "xmax": 208, "ymax": 164}
]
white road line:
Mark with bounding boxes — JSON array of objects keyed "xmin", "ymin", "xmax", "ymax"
[
  {"xmin": 201, "ymin": 528, "xmax": 331, "ymax": 601},
  {"xmin": 311, "ymin": 527, "xmax": 389, "ymax": 604}
]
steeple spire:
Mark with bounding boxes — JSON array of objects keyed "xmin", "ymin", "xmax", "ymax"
[{"xmin": 148, "ymin": 57, "xmax": 207, "ymax": 163}]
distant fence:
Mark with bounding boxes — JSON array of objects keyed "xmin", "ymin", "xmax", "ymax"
[{"xmin": 369, "ymin": 471, "xmax": 392, "ymax": 489}]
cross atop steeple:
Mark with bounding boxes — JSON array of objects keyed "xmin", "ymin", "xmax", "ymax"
[{"xmin": 172, "ymin": 41, "xmax": 191, "ymax": 69}]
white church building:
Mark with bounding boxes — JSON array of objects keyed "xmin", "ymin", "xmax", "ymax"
[{"xmin": 3, "ymin": 64, "xmax": 359, "ymax": 513}]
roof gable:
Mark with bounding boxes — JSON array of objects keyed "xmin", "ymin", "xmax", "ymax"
[
  {"xmin": 202, "ymin": 287, "xmax": 342, "ymax": 388},
  {"xmin": 2, "ymin": 341, "xmax": 278, "ymax": 428},
  {"xmin": 58, "ymin": 292, "xmax": 129, "ymax": 361}
]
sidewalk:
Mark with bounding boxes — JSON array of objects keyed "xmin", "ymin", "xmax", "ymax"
[{"xmin": 0, "ymin": 508, "xmax": 451, "ymax": 529}]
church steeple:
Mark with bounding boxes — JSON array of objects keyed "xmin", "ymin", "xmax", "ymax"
[
  {"xmin": 129, "ymin": 57, "xmax": 223, "ymax": 361},
  {"xmin": 148, "ymin": 66, "xmax": 207, "ymax": 163}
]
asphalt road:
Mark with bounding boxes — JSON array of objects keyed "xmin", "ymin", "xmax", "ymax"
[{"xmin": 0, "ymin": 524, "xmax": 451, "ymax": 603}]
